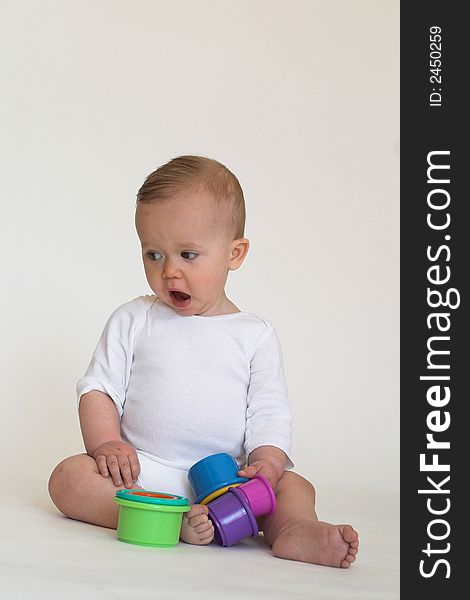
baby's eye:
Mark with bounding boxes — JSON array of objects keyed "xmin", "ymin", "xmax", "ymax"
[
  {"xmin": 181, "ymin": 251, "xmax": 198, "ymax": 260},
  {"xmin": 148, "ymin": 251, "xmax": 162, "ymax": 261}
]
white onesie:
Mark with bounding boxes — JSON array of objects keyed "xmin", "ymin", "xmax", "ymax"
[{"xmin": 77, "ymin": 295, "xmax": 293, "ymax": 500}]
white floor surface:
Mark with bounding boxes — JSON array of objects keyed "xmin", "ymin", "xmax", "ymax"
[{"xmin": 0, "ymin": 483, "xmax": 399, "ymax": 600}]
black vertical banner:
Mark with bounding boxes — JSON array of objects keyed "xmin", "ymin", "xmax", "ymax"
[{"xmin": 401, "ymin": 1, "xmax": 467, "ymax": 597}]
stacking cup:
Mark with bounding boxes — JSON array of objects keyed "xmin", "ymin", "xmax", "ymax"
[
  {"xmin": 199, "ymin": 483, "xmax": 243, "ymax": 505},
  {"xmin": 237, "ymin": 474, "xmax": 276, "ymax": 516},
  {"xmin": 207, "ymin": 487, "xmax": 258, "ymax": 547},
  {"xmin": 114, "ymin": 490, "xmax": 190, "ymax": 547},
  {"xmin": 188, "ymin": 453, "xmax": 249, "ymax": 504}
]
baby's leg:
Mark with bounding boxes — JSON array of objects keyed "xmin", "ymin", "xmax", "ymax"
[
  {"xmin": 48, "ymin": 453, "xmax": 142, "ymax": 529},
  {"xmin": 259, "ymin": 471, "xmax": 359, "ymax": 567},
  {"xmin": 49, "ymin": 454, "xmax": 214, "ymax": 544}
]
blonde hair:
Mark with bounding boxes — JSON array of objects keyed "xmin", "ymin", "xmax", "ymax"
[{"xmin": 136, "ymin": 155, "xmax": 245, "ymax": 240}]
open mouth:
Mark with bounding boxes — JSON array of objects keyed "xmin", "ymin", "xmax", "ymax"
[{"xmin": 169, "ymin": 290, "xmax": 192, "ymax": 307}]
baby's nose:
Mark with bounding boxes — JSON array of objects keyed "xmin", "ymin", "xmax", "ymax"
[{"xmin": 162, "ymin": 259, "xmax": 183, "ymax": 279}]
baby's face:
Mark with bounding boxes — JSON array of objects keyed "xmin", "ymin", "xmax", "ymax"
[{"xmin": 135, "ymin": 187, "xmax": 248, "ymax": 317}]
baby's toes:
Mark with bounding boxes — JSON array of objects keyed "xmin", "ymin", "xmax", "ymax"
[
  {"xmin": 189, "ymin": 513, "xmax": 210, "ymax": 529},
  {"xmin": 197, "ymin": 520, "xmax": 215, "ymax": 540},
  {"xmin": 341, "ymin": 525, "xmax": 359, "ymax": 544},
  {"xmin": 200, "ymin": 528, "xmax": 214, "ymax": 543},
  {"xmin": 186, "ymin": 504, "xmax": 209, "ymax": 519},
  {"xmin": 341, "ymin": 547, "xmax": 358, "ymax": 568},
  {"xmin": 181, "ymin": 510, "xmax": 214, "ymax": 545},
  {"xmin": 194, "ymin": 519, "xmax": 213, "ymax": 534}
]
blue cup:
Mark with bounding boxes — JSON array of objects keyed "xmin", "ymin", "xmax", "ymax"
[{"xmin": 188, "ymin": 453, "xmax": 249, "ymax": 504}]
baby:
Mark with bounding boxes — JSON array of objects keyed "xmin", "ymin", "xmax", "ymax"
[{"xmin": 48, "ymin": 155, "xmax": 359, "ymax": 567}]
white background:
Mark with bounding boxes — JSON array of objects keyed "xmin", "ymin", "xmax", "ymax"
[{"xmin": 0, "ymin": 0, "xmax": 399, "ymax": 516}]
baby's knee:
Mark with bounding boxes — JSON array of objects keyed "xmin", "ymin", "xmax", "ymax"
[
  {"xmin": 279, "ymin": 470, "xmax": 316, "ymax": 497},
  {"xmin": 48, "ymin": 454, "xmax": 92, "ymax": 504}
]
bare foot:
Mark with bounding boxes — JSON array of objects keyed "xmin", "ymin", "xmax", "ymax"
[
  {"xmin": 272, "ymin": 520, "xmax": 359, "ymax": 568},
  {"xmin": 180, "ymin": 504, "xmax": 214, "ymax": 545}
]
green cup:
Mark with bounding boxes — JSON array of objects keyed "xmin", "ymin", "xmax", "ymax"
[{"xmin": 114, "ymin": 490, "xmax": 191, "ymax": 547}]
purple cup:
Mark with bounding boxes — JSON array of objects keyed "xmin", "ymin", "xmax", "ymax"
[
  {"xmin": 237, "ymin": 474, "xmax": 276, "ymax": 517},
  {"xmin": 207, "ymin": 487, "xmax": 258, "ymax": 547}
]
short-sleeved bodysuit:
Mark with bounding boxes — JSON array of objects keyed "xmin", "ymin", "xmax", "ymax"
[{"xmin": 77, "ymin": 295, "xmax": 293, "ymax": 500}]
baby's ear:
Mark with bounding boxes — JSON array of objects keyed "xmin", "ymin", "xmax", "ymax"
[{"xmin": 229, "ymin": 238, "xmax": 250, "ymax": 270}]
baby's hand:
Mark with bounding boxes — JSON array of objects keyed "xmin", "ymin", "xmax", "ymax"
[
  {"xmin": 238, "ymin": 459, "xmax": 279, "ymax": 490},
  {"xmin": 92, "ymin": 441, "xmax": 141, "ymax": 488}
]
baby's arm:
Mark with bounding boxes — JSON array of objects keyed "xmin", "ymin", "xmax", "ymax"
[
  {"xmin": 241, "ymin": 320, "xmax": 292, "ymax": 489},
  {"xmin": 238, "ymin": 445, "xmax": 287, "ymax": 489},
  {"xmin": 79, "ymin": 390, "xmax": 140, "ymax": 488}
]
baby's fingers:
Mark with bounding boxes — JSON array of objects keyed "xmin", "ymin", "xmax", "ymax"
[
  {"xmin": 95, "ymin": 454, "xmax": 110, "ymax": 479},
  {"xmin": 118, "ymin": 455, "xmax": 134, "ymax": 488},
  {"xmin": 128, "ymin": 452, "xmax": 141, "ymax": 484},
  {"xmin": 238, "ymin": 465, "xmax": 259, "ymax": 478},
  {"xmin": 107, "ymin": 456, "xmax": 124, "ymax": 487}
]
